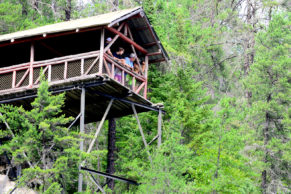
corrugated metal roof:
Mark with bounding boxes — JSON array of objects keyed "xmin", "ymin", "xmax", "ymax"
[
  {"xmin": 0, "ymin": 6, "xmax": 169, "ymax": 62},
  {"xmin": 0, "ymin": 7, "xmax": 141, "ymax": 43}
]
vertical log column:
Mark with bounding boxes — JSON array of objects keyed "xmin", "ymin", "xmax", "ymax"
[
  {"xmin": 29, "ymin": 42, "xmax": 34, "ymax": 87},
  {"xmin": 78, "ymin": 87, "xmax": 86, "ymax": 192},
  {"xmin": 106, "ymin": 118, "xmax": 116, "ymax": 190}
]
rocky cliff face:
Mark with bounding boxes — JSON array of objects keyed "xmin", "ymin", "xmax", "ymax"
[{"xmin": 0, "ymin": 175, "xmax": 37, "ymax": 194}]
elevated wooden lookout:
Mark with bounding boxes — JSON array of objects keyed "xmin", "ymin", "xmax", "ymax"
[
  {"xmin": 0, "ymin": 7, "xmax": 168, "ymax": 122},
  {"xmin": 0, "ymin": 7, "xmax": 168, "ymax": 191}
]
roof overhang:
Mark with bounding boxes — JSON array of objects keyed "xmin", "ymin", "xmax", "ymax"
[{"xmin": 0, "ymin": 7, "xmax": 169, "ymax": 63}]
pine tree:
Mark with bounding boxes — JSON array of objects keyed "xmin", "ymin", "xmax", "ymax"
[
  {"xmin": 0, "ymin": 79, "xmax": 81, "ymax": 192},
  {"xmin": 247, "ymin": 13, "xmax": 291, "ymax": 193}
]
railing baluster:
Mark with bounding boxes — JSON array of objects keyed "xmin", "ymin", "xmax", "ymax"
[
  {"xmin": 122, "ymin": 70, "xmax": 125, "ymax": 85},
  {"xmin": 12, "ymin": 71, "xmax": 16, "ymax": 88},
  {"xmin": 112, "ymin": 64, "xmax": 115, "ymax": 79},
  {"xmin": 48, "ymin": 65, "xmax": 52, "ymax": 82},
  {"xmin": 64, "ymin": 61, "xmax": 68, "ymax": 79},
  {"xmin": 132, "ymin": 77, "xmax": 135, "ymax": 92},
  {"xmin": 81, "ymin": 59, "xmax": 84, "ymax": 75},
  {"xmin": 0, "ymin": 51, "xmax": 148, "ymax": 99}
]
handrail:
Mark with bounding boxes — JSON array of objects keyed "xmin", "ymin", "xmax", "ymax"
[
  {"xmin": 0, "ymin": 50, "xmax": 148, "ymax": 98},
  {"xmin": 0, "ymin": 51, "xmax": 100, "ymax": 74}
]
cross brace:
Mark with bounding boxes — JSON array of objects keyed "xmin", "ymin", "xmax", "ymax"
[{"xmin": 81, "ymin": 167, "xmax": 139, "ymax": 185}]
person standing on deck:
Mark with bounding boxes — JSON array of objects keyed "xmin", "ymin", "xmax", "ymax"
[
  {"xmin": 113, "ymin": 47, "xmax": 125, "ymax": 60},
  {"xmin": 113, "ymin": 47, "xmax": 125, "ymax": 82},
  {"xmin": 105, "ymin": 37, "xmax": 113, "ymax": 57},
  {"xmin": 122, "ymin": 53, "xmax": 135, "ymax": 70}
]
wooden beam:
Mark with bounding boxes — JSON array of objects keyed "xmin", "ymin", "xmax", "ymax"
[
  {"xmin": 143, "ymin": 14, "xmax": 168, "ymax": 62},
  {"xmin": 39, "ymin": 42, "xmax": 63, "ymax": 57},
  {"xmin": 104, "ymin": 23, "xmax": 125, "ymax": 53},
  {"xmin": 105, "ymin": 27, "xmax": 148, "ymax": 55},
  {"xmin": 135, "ymin": 26, "xmax": 149, "ymax": 31},
  {"xmin": 126, "ymin": 24, "xmax": 144, "ymax": 76},
  {"xmin": 149, "ymin": 58, "xmax": 166, "ymax": 64},
  {"xmin": 84, "ymin": 56, "xmax": 99, "ymax": 75},
  {"xmin": 34, "ymin": 66, "xmax": 48, "ymax": 85},
  {"xmin": 108, "ymin": 8, "xmax": 142, "ymax": 27},
  {"xmin": 16, "ymin": 69, "xmax": 29, "ymax": 88},
  {"xmin": 143, "ymin": 42, "xmax": 159, "ymax": 47},
  {"xmin": 147, "ymin": 51, "xmax": 162, "ymax": 56},
  {"xmin": 135, "ymin": 82, "xmax": 145, "ymax": 94},
  {"xmin": 0, "ymin": 26, "xmax": 103, "ymax": 48}
]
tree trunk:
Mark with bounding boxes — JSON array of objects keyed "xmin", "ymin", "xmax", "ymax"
[
  {"xmin": 244, "ymin": 0, "xmax": 257, "ymax": 99},
  {"xmin": 106, "ymin": 118, "xmax": 116, "ymax": 190},
  {"xmin": 113, "ymin": 0, "xmax": 119, "ymax": 11},
  {"xmin": 261, "ymin": 94, "xmax": 271, "ymax": 193},
  {"xmin": 65, "ymin": 0, "xmax": 72, "ymax": 21}
]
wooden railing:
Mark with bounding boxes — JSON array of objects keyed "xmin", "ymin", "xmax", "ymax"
[{"xmin": 0, "ymin": 51, "xmax": 147, "ymax": 98}]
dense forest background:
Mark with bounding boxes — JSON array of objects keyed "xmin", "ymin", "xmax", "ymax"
[{"xmin": 0, "ymin": 0, "xmax": 290, "ymax": 193}]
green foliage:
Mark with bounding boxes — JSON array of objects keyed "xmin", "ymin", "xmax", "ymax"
[
  {"xmin": 0, "ymin": 0, "xmax": 289, "ymax": 193},
  {"xmin": 0, "ymin": 79, "xmax": 80, "ymax": 192},
  {"xmin": 246, "ymin": 12, "xmax": 291, "ymax": 193}
]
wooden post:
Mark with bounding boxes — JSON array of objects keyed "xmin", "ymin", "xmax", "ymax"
[
  {"xmin": 158, "ymin": 108, "xmax": 162, "ymax": 148},
  {"xmin": 99, "ymin": 28, "xmax": 105, "ymax": 74},
  {"xmin": 144, "ymin": 56, "xmax": 149, "ymax": 98},
  {"xmin": 29, "ymin": 42, "xmax": 34, "ymax": 87},
  {"xmin": 78, "ymin": 87, "xmax": 85, "ymax": 192}
]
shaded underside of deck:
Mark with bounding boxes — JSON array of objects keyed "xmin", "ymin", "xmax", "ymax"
[{"xmin": 0, "ymin": 75, "xmax": 157, "ymax": 124}]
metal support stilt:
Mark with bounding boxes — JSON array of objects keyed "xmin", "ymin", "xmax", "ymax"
[
  {"xmin": 88, "ymin": 172, "xmax": 105, "ymax": 194},
  {"xmin": 132, "ymin": 104, "xmax": 152, "ymax": 163},
  {"xmin": 78, "ymin": 87, "xmax": 85, "ymax": 192},
  {"xmin": 86, "ymin": 99, "xmax": 114, "ymax": 154},
  {"xmin": 158, "ymin": 108, "xmax": 162, "ymax": 148}
]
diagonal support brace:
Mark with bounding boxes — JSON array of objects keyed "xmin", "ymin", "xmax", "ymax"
[
  {"xmin": 86, "ymin": 99, "xmax": 114, "ymax": 154},
  {"xmin": 88, "ymin": 172, "xmax": 105, "ymax": 194},
  {"xmin": 131, "ymin": 104, "xmax": 152, "ymax": 163}
]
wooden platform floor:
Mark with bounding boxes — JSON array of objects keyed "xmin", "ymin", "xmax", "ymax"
[{"xmin": 0, "ymin": 75, "xmax": 156, "ymax": 123}]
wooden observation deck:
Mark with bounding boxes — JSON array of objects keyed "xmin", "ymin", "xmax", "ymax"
[{"xmin": 0, "ymin": 7, "xmax": 168, "ymax": 122}]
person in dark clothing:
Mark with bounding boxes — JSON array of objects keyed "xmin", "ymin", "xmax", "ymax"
[{"xmin": 113, "ymin": 47, "xmax": 125, "ymax": 60}]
